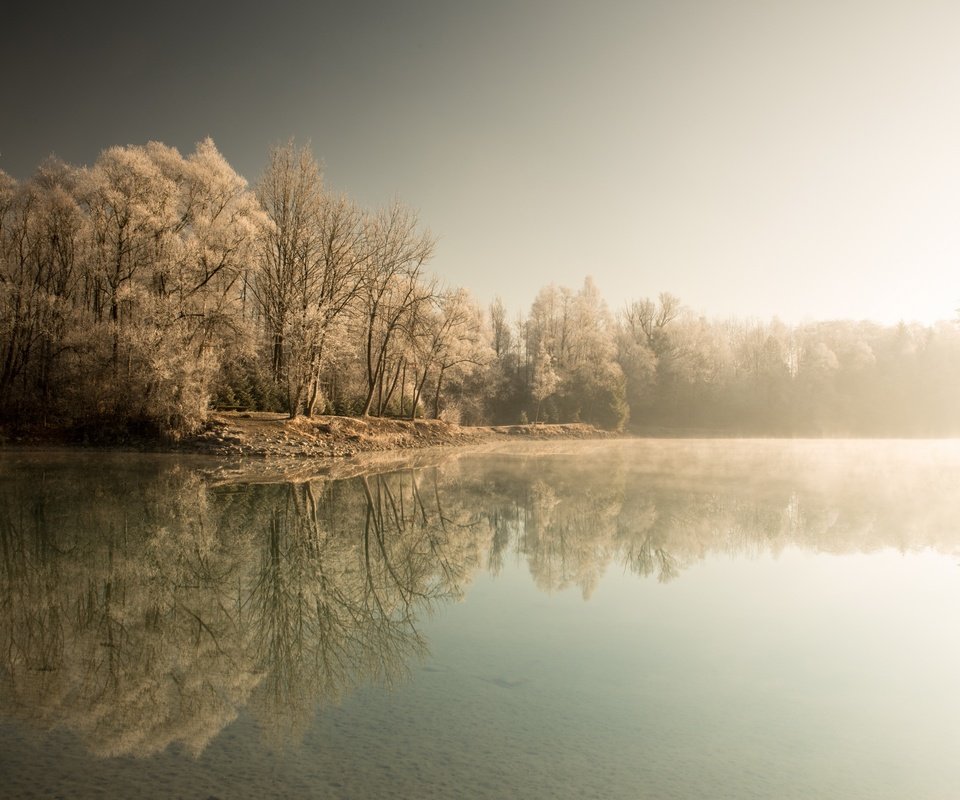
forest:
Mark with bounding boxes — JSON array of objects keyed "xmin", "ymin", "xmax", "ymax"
[{"xmin": 1, "ymin": 138, "xmax": 959, "ymax": 439}]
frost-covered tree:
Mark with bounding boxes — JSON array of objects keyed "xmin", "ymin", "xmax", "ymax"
[
  {"xmin": 404, "ymin": 288, "xmax": 490, "ymax": 420},
  {"xmin": 0, "ymin": 140, "xmax": 262, "ymax": 436},
  {"xmin": 355, "ymin": 202, "xmax": 435, "ymax": 416},
  {"xmin": 531, "ymin": 344, "xmax": 558, "ymax": 423}
]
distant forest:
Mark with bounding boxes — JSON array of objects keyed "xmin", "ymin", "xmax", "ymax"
[{"xmin": 2, "ymin": 139, "xmax": 959, "ymax": 438}]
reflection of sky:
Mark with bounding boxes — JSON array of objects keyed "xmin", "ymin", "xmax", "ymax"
[{"xmin": 400, "ymin": 548, "xmax": 960, "ymax": 799}]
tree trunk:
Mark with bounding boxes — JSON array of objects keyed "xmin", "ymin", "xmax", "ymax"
[
  {"xmin": 287, "ymin": 382, "xmax": 301, "ymax": 419},
  {"xmin": 433, "ymin": 368, "xmax": 445, "ymax": 419},
  {"xmin": 306, "ymin": 372, "xmax": 319, "ymax": 417},
  {"xmin": 412, "ymin": 367, "xmax": 430, "ymax": 421},
  {"xmin": 272, "ymin": 332, "xmax": 284, "ymax": 380},
  {"xmin": 382, "ymin": 359, "xmax": 404, "ymax": 415}
]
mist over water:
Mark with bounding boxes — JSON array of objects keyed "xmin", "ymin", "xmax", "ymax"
[{"xmin": 2, "ymin": 440, "xmax": 959, "ymax": 798}]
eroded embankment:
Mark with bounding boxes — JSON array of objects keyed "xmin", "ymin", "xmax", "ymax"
[{"xmin": 174, "ymin": 412, "xmax": 613, "ymax": 458}]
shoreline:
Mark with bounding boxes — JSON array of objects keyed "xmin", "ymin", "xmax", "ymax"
[
  {"xmin": 1, "ymin": 412, "xmax": 615, "ymax": 460},
  {"xmin": 4, "ymin": 414, "xmax": 956, "ymax": 463}
]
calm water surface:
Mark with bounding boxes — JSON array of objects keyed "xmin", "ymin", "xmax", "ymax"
[{"xmin": 1, "ymin": 440, "xmax": 959, "ymax": 799}]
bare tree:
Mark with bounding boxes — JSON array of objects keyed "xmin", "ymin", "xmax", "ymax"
[
  {"xmin": 622, "ymin": 291, "xmax": 681, "ymax": 350},
  {"xmin": 356, "ymin": 202, "xmax": 435, "ymax": 416},
  {"xmin": 301, "ymin": 193, "xmax": 369, "ymax": 416},
  {"xmin": 251, "ymin": 143, "xmax": 372, "ymax": 417},
  {"xmin": 489, "ymin": 295, "xmax": 511, "ymax": 358},
  {"xmin": 405, "ymin": 289, "xmax": 488, "ymax": 419},
  {"xmin": 251, "ymin": 141, "xmax": 324, "ymax": 413}
]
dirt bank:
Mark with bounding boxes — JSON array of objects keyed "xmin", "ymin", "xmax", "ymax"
[{"xmin": 173, "ymin": 412, "xmax": 613, "ymax": 458}]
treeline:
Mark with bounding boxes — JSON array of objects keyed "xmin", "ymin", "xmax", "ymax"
[
  {"xmin": 1, "ymin": 139, "xmax": 958, "ymax": 438},
  {"xmin": 500, "ymin": 288, "xmax": 960, "ymax": 435},
  {"xmin": 0, "ymin": 139, "xmax": 487, "ymax": 437}
]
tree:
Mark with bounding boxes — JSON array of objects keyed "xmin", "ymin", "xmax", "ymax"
[
  {"xmin": 489, "ymin": 295, "xmax": 511, "ymax": 359},
  {"xmin": 0, "ymin": 163, "xmax": 87, "ymax": 417},
  {"xmin": 80, "ymin": 140, "xmax": 262, "ymax": 433},
  {"xmin": 0, "ymin": 140, "xmax": 262, "ymax": 436},
  {"xmin": 531, "ymin": 344, "xmax": 558, "ymax": 423},
  {"xmin": 251, "ymin": 141, "xmax": 322, "ymax": 415},
  {"xmin": 356, "ymin": 202, "xmax": 435, "ymax": 416},
  {"xmin": 252, "ymin": 143, "xmax": 370, "ymax": 418},
  {"xmin": 405, "ymin": 289, "xmax": 489, "ymax": 419}
]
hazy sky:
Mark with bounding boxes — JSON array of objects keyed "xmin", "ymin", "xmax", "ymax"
[{"xmin": 3, "ymin": 0, "xmax": 959, "ymax": 323}]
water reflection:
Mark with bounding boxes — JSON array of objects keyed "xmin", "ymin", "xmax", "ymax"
[
  {"xmin": 1, "ymin": 442, "xmax": 959, "ymax": 759},
  {"xmin": 0, "ymin": 462, "xmax": 475, "ymax": 757}
]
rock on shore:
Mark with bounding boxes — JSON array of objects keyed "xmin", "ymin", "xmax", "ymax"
[{"xmin": 178, "ymin": 412, "xmax": 612, "ymax": 458}]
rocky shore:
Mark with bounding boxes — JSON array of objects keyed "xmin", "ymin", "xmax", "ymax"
[{"xmin": 175, "ymin": 412, "xmax": 613, "ymax": 458}]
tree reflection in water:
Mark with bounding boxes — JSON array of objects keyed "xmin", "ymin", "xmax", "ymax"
[
  {"xmin": 1, "ymin": 442, "xmax": 958, "ymax": 758},
  {"xmin": 0, "ymin": 462, "xmax": 471, "ymax": 757}
]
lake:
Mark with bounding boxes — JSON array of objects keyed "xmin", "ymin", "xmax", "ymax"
[{"xmin": 1, "ymin": 440, "xmax": 959, "ymax": 799}]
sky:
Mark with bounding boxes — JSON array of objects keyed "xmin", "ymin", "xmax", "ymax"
[{"xmin": 3, "ymin": 0, "xmax": 960, "ymax": 324}]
